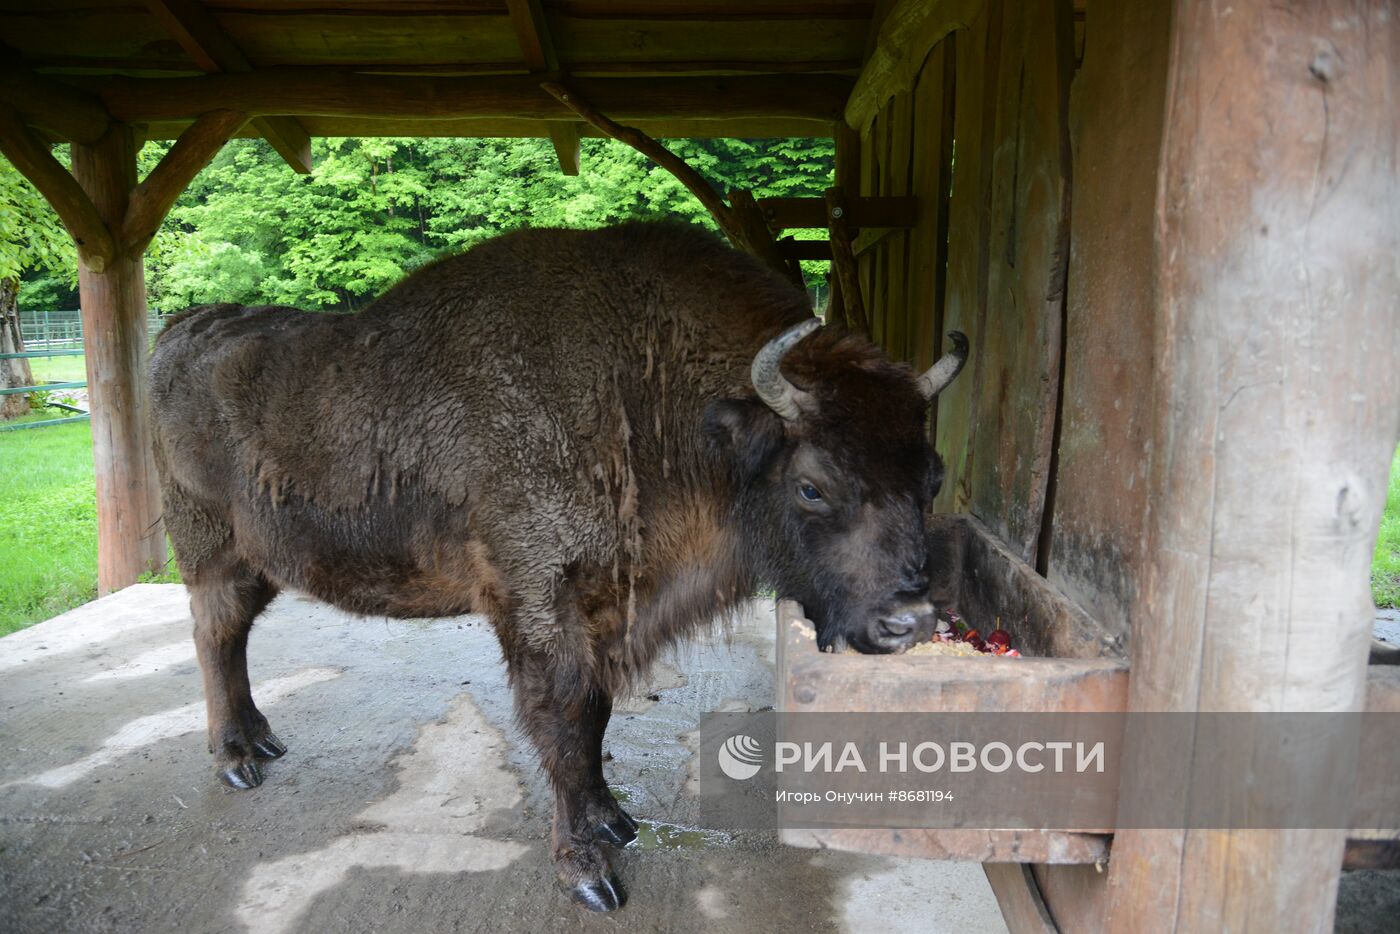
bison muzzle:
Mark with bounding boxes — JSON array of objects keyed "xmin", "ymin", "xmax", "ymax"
[{"xmin": 149, "ymin": 221, "xmax": 968, "ymax": 912}]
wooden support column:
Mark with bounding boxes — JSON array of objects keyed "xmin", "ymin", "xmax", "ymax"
[
  {"xmin": 1104, "ymin": 3, "xmax": 1400, "ymax": 931},
  {"xmin": 71, "ymin": 124, "xmax": 166, "ymax": 592},
  {"xmin": 1, "ymin": 101, "xmax": 245, "ymax": 593}
]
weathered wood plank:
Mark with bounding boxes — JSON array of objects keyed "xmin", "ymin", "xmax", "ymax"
[
  {"xmin": 1042, "ymin": 0, "xmax": 1171, "ymax": 648},
  {"xmin": 824, "ymin": 187, "xmax": 867, "ymax": 332},
  {"xmin": 963, "ymin": 0, "xmax": 1073, "ymax": 563},
  {"xmin": 84, "ymin": 71, "xmax": 853, "ymax": 123},
  {"xmin": 931, "ymin": 0, "xmax": 1001, "ymax": 516},
  {"xmin": 1103, "ymin": 2, "xmax": 1400, "ymax": 931},
  {"xmin": 867, "ymin": 108, "xmax": 893, "ymax": 345},
  {"xmin": 0, "ymin": 10, "xmax": 866, "ymax": 69},
  {"xmin": 549, "ymin": 15, "xmax": 865, "ymax": 66},
  {"xmin": 71, "ymin": 124, "xmax": 167, "ymax": 593},
  {"xmin": 782, "ymin": 826, "xmax": 1110, "ymax": 865},
  {"xmin": 881, "ymin": 88, "xmax": 914, "ymax": 364},
  {"xmin": 505, "ymin": 0, "xmax": 557, "ymax": 71},
  {"xmin": 984, "ymin": 864, "xmax": 1059, "ymax": 934},
  {"xmin": 856, "ymin": 112, "xmax": 879, "ymax": 333},
  {"xmin": 760, "ymin": 195, "xmax": 915, "ymax": 230},
  {"xmin": 845, "ymin": 0, "xmax": 981, "ymax": 132},
  {"xmin": 147, "ymin": 114, "xmax": 836, "ymax": 141},
  {"xmin": 908, "ymin": 38, "xmax": 955, "ymax": 445},
  {"xmin": 548, "ymin": 122, "xmax": 582, "ymax": 175},
  {"xmin": 826, "ymin": 121, "xmax": 861, "ymax": 326}
]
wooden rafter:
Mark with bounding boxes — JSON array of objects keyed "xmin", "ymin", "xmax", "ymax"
[
  {"xmin": 0, "ymin": 107, "xmax": 116, "ymax": 271},
  {"xmin": 506, "ymin": 0, "xmax": 585, "ymax": 175},
  {"xmin": 542, "ymin": 80, "xmax": 804, "ymax": 291},
  {"xmin": 144, "ymin": 0, "xmax": 313, "ymax": 173},
  {"xmin": 122, "ymin": 108, "xmax": 249, "ymax": 254},
  {"xmin": 83, "ymin": 72, "xmax": 852, "ymax": 125}
]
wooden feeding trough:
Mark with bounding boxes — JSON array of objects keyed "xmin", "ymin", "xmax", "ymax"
[
  {"xmin": 0, "ymin": 0, "xmax": 1396, "ymax": 931},
  {"xmin": 778, "ymin": 515, "xmax": 1400, "ymax": 926},
  {"xmin": 777, "ymin": 513, "xmax": 1128, "ymax": 870}
]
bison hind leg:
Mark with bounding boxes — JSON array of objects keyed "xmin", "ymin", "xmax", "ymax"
[{"xmin": 188, "ymin": 556, "xmax": 281, "ymax": 789}]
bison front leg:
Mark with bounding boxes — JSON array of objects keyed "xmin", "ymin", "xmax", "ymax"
[
  {"xmin": 582, "ymin": 692, "xmax": 640, "ymax": 847},
  {"xmin": 508, "ymin": 649, "xmax": 636, "ymax": 912},
  {"xmin": 189, "ymin": 559, "xmax": 283, "ymax": 789}
]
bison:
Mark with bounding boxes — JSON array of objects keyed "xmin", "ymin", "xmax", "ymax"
[{"xmin": 149, "ymin": 221, "xmax": 967, "ymax": 911}]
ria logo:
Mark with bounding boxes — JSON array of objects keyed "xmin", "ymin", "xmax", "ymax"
[{"xmin": 717, "ymin": 734, "xmax": 764, "ymax": 780}]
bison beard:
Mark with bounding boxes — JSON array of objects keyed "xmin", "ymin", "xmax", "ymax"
[{"xmin": 149, "ymin": 221, "xmax": 967, "ymax": 912}]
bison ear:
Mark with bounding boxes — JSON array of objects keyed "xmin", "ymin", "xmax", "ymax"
[{"xmin": 704, "ymin": 398, "xmax": 785, "ymax": 481}]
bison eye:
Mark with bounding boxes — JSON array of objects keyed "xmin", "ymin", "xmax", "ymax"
[{"xmin": 798, "ymin": 482, "xmax": 824, "ymax": 503}]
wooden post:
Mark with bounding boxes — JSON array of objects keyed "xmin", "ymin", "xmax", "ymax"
[
  {"xmin": 2, "ymin": 97, "xmax": 244, "ymax": 593},
  {"xmin": 71, "ymin": 123, "xmax": 166, "ymax": 592},
  {"xmin": 827, "ymin": 122, "xmax": 861, "ymax": 326},
  {"xmin": 1104, "ymin": 2, "xmax": 1400, "ymax": 931},
  {"xmin": 825, "ymin": 186, "xmax": 868, "ymax": 334}
]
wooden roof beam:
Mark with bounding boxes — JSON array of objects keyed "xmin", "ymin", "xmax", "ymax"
[
  {"xmin": 0, "ymin": 63, "xmax": 111, "ymax": 145},
  {"xmin": 84, "ymin": 72, "xmax": 852, "ymax": 124},
  {"xmin": 506, "ymin": 0, "xmax": 583, "ymax": 175},
  {"xmin": 144, "ymin": 0, "xmax": 313, "ymax": 173}
]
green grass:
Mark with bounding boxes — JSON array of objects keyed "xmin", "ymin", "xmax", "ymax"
[
  {"xmin": 0, "ymin": 417, "xmax": 100, "ymax": 635},
  {"xmin": 27, "ymin": 354, "xmax": 88, "ymax": 384},
  {"xmin": 1373, "ymin": 445, "xmax": 1400, "ymax": 609}
]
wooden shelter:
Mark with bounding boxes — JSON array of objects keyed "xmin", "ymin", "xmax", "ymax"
[{"xmin": 1, "ymin": 1, "xmax": 1397, "ymax": 931}]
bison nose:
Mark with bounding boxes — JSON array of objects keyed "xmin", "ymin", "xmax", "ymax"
[{"xmin": 877, "ymin": 615, "xmax": 917, "ymax": 640}]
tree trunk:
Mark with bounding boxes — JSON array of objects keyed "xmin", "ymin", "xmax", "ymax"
[{"xmin": 0, "ymin": 277, "xmax": 35, "ymax": 420}]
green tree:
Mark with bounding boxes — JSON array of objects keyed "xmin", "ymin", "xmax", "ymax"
[
  {"xmin": 146, "ymin": 135, "xmax": 833, "ymax": 311},
  {"xmin": 0, "ymin": 158, "xmax": 74, "ymax": 417}
]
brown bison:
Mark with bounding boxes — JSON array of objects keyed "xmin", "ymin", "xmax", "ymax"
[{"xmin": 149, "ymin": 221, "xmax": 967, "ymax": 911}]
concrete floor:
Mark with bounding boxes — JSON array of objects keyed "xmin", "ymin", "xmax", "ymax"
[{"xmin": 0, "ymin": 585, "xmax": 1009, "ymax": 934}]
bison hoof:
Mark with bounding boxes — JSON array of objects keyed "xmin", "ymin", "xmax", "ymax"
[
  {"xmin": 219, "ymin": 760, "xmax": 264, "ymax": 790},
  {"xmin": 569, "ymin": 872, "xmax": 627, "ymax": 912},
  {"xmin": 595, "ymin": 808, "xmax": 639, "ymax": 847},
  {"xmin": 251, "ymin": 732, "xmax": 287, "ymax": 760}
]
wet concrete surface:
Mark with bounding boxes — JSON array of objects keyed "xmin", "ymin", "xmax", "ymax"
[{"xmin": 0, "ymin": 585, "xmax": 1008, "ymax": 934}]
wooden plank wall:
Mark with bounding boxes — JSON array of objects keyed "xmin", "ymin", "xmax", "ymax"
[
  {"xmin": 840, "ymin": 0, "xmax": 1159, "ymax": 667},
  {"xmin": 1043, "ymin": 0, "xmax": 1173, "ymax": 652},
  {"xmin": 844, "ymin": 0, "xmax": 1080, "ymax": 578}
]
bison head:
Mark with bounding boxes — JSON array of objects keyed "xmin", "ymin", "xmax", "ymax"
[{"xmin": 707, "ymin": 319, "xmax": 968, "ymax": 654}]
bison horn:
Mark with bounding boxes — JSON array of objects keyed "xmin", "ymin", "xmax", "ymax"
[
  {"xmin": 752, "ymin": 318, "xmax": 820, "ymax": 421},
  {"xmin": 916, "ymin": 331, "xmax": 970, "ymax": 400}
]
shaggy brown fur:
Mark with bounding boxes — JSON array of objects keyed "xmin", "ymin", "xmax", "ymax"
[{"xmin": 150, "ymin": 221, "xmax": 956, "ymax": 911}]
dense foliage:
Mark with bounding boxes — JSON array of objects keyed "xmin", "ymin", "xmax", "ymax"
[
  {"xmin": 1, "ymin": 158, "xmax": 76, "ymax": 304},
  {"xmin": 10, "ymin": 136, "xmax": 833, "ymax": 311}
]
